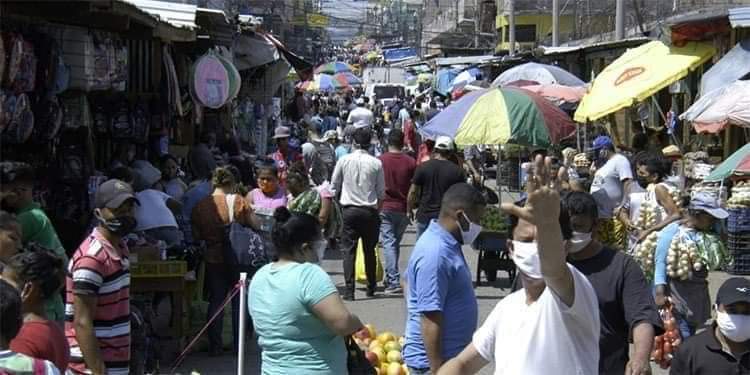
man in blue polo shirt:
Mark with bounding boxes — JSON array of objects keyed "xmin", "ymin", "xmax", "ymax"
[{"xmin": 403, "ymin": 183, "xmax": 485, "ymax": 374}]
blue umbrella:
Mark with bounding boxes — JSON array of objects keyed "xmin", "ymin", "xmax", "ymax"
[{"xmin": 334, "ymin": 72, "xmax": 362, "ymax": 86}]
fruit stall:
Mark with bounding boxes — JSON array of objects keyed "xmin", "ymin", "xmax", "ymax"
[{"xmin": 353, "ymin": 324, "xmax": 410, "ymax": 375}]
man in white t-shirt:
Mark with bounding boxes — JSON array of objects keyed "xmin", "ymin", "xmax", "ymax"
[
  {"xmin": 589, "ymin": 135, "xmax": 632, "ymax": 249},
  {"xmin": 346, "ymin": 98, "xmax": 374, "ymax": 128},
  {"xmin": 438, "ymin": 156, "xmax": 600, "ymax": 375}
]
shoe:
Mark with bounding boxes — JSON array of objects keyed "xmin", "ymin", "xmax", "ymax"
[
  {"xmin": 342, "ymin": 292, "xmax": 355, "ymax": 301},
  {"xmin": 384, "ymin": 286, "xmax": 403, "ymax": 295},
  {"xmin": 366, "ymin": 285, "xmax": 376, "ymax": 297}
]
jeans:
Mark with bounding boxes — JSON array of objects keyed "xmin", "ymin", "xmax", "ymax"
[
  {"xmin": 676, "ymin": 315, "xmax": 696, "ymax": 339},
  {"xmin": 341, "ymin": 206, "xmax": 381, "ymax": 289},
  {"xmin": 379, "ymin": 211, "xmax": 409, "ymax": 289},
  {"xmin": 416, "ymin": 221, "xmax": 429, "ymax": 240},
  {"xmin": 408, "ymin": 367, "xmax": 432, "ymax": 375},
  {"xmin": 205, "ymin": 263, "xmax": 255, "ymax": 351}
]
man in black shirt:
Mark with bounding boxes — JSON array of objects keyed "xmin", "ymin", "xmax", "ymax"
[
  {"xmin": 671, "ymin": 277, "xmax": 750, "ymax": 375},
  {"xmin": 407, "ymin": 136, "xmax": 466, "ymax": 239},
  {"xmin": 563, "ymin": 191, "xmax": 663, "ymax": 375}
]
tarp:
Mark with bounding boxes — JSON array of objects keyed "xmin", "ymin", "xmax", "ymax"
[
  {"xmin": 700, "ymin": 39, "xmax": 750, "ymax": 96},
  {"xmin": 681, "ymin": 80, "xmax": 750, "ymax": 133},
  {"xmin": 434, "ymin": 69, "xmax": 460, "ymax": 96},
  {"xmin": 233, "ymin": 33, "xmax": 279, "ymax": 70},
  {"xmin": 574, "ymin": 41, "xmax": 715, "ymax": 122},
  {"xmin": 383, "ymin": 47, "xmax": 417, "ymax": 63}
]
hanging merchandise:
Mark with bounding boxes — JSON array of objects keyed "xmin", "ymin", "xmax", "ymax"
[
  {"xmin": 31, "ymin": 96, "xmax": 64, "ymax": 141},
  {"xmin": 131, "ymin": 100, "xmax": 150, "ymax": 144},
  {"xmin": 6, "ymin": 34, "xmax": 37, "ymax": 93},
  {"xmin": 0, "ymin": 34, "xmax": 5, "ymax": 86},
  {"xmin": 162, "ymin": 45, "xmax": 183, "ymax": 116},
  {"xmin": 190, "ymin": 51, "xmax": 230, "ymax": 109},
  {"xmin": 110, "ymin": 97, "xmax": 131, "ymax": 139},
  {"xmin": 60, "ymin": 92, "xmax": 92, "ymax": 129},
  {"xmin": 215, "ymin": 46, "xmax": 241, "ymax": 101},
  {"xmin": 1, "ymin": 93, "xmax": 34, "ymax": 144}
]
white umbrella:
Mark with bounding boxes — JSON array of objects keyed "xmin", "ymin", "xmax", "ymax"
[
  {"xmin": 492, "ymin": 62, "xmax": 585, "ymax": 87},
  {"xmin": 680, "ymin": 80, "xmax": 750, "ymax": 133}
]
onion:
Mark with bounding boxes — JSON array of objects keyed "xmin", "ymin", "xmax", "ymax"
[
  {"xmin": 664, "ymin": 341, "xmax": 673, "ymax": 354},
  {"xmin": 664, "ymin": 320, "xmax": 675, "ymax": 331},
  {"xmin": 694, "ymin": 262, "xmax": 703, "ymax": 271}
]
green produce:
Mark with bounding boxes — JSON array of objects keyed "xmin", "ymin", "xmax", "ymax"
[{"xmin": 480, "ymin": 206, "xmax": 509, "ymax": 233}]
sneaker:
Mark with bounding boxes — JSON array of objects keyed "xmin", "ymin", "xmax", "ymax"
[
  {"xmin": 342, "ymin": 289, "xmax": 355, "ymax": 301},
  {"xmin": 384, "ymin": 286, "xmax": 403, "ymax": 295},
  {"xmin": 366, "ymin": 285, "xmax": 376, "ymax": 297}
]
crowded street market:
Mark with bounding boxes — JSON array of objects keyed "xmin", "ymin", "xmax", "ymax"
[{"xmin": 0, "ymin": 1, "xmax": 750, "ymax": 374}]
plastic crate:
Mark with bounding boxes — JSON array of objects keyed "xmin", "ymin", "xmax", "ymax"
[
  {"xmin": 472, "ymin": 231, "xmax": 508, "ymax": 253},
  {"xmin": 728, "ymin": 232, "xmax": 750, "ymax": 252},
  {"xmin": 726, "ymin": 250, "xmax": 750, "ymax": 275},
  {"xmin": 131, "ymin": 261, "xmax": 187, "ymax": 278},
  {"xmin": 728, "ymin": 208, "xmax": 750, "ymax": 233}
]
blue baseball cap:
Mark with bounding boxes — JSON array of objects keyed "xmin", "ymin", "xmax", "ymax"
[
  {"xmin": 592, "ymin": 135, "xmax": 613, "ymax": 150},
  {"xmin": 689, "ymin": 192, "xmax": 728, "ymax": 219}
]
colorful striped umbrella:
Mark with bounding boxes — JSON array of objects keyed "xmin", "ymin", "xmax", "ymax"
[
  {"xmin": 333, "ymin": 72, "xmax": 362, "ymax": 86},
  {"xmin": 419, "ymin": 87, "xmax": 576, "ymax": 147},
  {"xmin": 314, "ymin": 62, "xmax": 353, "ymax": 75},
  {"xmin": 704, "ymin": 143, "xmax": 750, "ymax": 181},
  {"xmin": 298, "ymin": 74, "xmax": 345, "ymax": 92}
]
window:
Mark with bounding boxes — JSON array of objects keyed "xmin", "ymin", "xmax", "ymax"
[{"xmin": 503, "ymin": 24, "xmax": 538, "ymax": 43}]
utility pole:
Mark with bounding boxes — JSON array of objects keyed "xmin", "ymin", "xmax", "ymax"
[
  {"xmin": 474, "ymin": 0, "xmax": 480, "ymax": 49},
  {"xmin": 552, "ymin": 0, "xmax": 560, "ymax": 46},
  {"xmin": 508, "ymin": 0, "xmax": 516, "ymax": 56},
  {"xmin": 615, "ymin": 0, "xmax": 624, "ymax": 40}
]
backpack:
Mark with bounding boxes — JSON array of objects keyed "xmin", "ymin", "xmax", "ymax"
[
  {"xmin": 324, "ymin": 199, "xmax": 344, "ymax": 239},
  {"xmin": 223, "ymin": 194, "xmax": 268, "ymax": 268},
  {"xmin": 60, "ymin": 92, "xmax": 91, "ymax": 129},
  {"xmin": 109, "ymin": 99, "xmax": 130, "ymax": 138},
  {"xmin": 32, "ymin": 95, "xmax": 63, "ymax": 141},
  {"xmin": 2, "ymin": 93, "xmax": 34, "ymax": 144},
  {"xmin": 131, "ymin": 100, "xmax": 150, "ymax": 143},
  {"xmin": 7, "ymin": 34, "xmax": 37, "ymax": 93},
  {"xmin": 57, "ymin": 128, "xmax": 88, "ymax": 184}
]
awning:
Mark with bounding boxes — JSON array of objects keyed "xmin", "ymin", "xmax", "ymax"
[
  {"xmin": 233, "ymin": 33, "xmax": 280, "ymax": 70},
  {"xmin": 574, "ymin": 41, "xmax": 715, "ymax": 122},
  {"xmin": 383, "ymin": 47, "xmax": 418, "ymax": 64},
  {"xmin": 681, "ymin": 80, "xmax": 750, "ymax": 133},
  {"xmin": 700, "ymin": 39, "xmax": 750, "ymax": 96},
  {"xmin": 123, "ymin": 0, "xmax": 197, "ymax": 28},
  {"xmin": 730, "ymin": 7, "xmax": 750, "ymax": 28}
]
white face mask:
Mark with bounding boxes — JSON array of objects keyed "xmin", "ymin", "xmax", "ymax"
[
  {"xmin": 716, "ymin": 309, "xmax": 750, "ymax": 342},
  {"xmin": 511, "ymin": 241, "xmax": 543, "ymax": 279},
  {"xmin": 458, "ymin": 212, "xmax": 482, "ymax": 245},
  {"xmin": 568, "ymin": 231, "xmax": 592, "ymax": 253}
]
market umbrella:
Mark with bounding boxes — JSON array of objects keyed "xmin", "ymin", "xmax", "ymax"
[
  {"xmin": 680, "ymin": 80, "xmax": 750, "ymax": 134},
  {"xmin": 575, "ymin": 41, "xmax": 715, "ymax": 122},
  {"xmin": 518, "ymin": 84, "xmax": 588, "ymax": 104},
  {"xmin": 419, "ymin": 87, "xmax": 576, "ymax": 147},
  {"xmin": 333, "ymin": 72, "xmax": 362, "ymax": 86},
  {"xmin": 314, "ymin": 61, "xmax": 353, "ymax": 75},
  {"xmin": 704, "ymin": 143, "xmax": 750, "ymax": 181},
  {"xmin": 492, "ymin": 62, "xmax": 585, "ymax": 87},
  {"xmin": 298, "ymin": 74, "xmax": 345, "ymax": 92},
  {"xmin": 451, "ymin": 68, "xmax": 481, "ymax": 91}
]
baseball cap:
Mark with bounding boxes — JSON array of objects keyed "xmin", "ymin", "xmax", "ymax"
[
  {"xmin": 355, "ymin": 98, "xmax": 365, "ymax": 106},
  {"xmin": 688, "ymin": 192, "xmax": 729, "ymax": 219},
  {"xmin": 95, "ymin": 179, "xmax": 139, "ymax": 209},
  {"xmin": 434, "ymin": 136, "xmax": 455, "ymax": 151},
  {"xmin": 716, "ymin": 277, "xmax": 750, "ymax": 306},
  {"xmin": 592, "ymin": 135, "xmax": 613, "ymax": 150},
  {"xmin": 272, "ymin": 126, "xmax": 291, "ymax": 139},
  {"xmin": 662, "ymin": 145, "xmax": 682, "ymax": 158}
]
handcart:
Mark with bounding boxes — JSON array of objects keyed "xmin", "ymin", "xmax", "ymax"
[{"xmin": 472, "ymin": 231, "xmax": 516, "ymax": 287}]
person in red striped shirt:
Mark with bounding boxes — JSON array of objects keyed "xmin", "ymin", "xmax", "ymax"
[{"xmin": 65, "ymin": 179, "xmax": 139, "ymax": 375}]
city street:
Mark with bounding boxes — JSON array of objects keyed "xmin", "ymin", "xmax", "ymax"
[{"xmin": 178, "ymin": 222, "xmax": 733, "ymax": 375}]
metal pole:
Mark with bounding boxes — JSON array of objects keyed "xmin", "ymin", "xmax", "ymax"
[
  {"xmin": 615, "ymin": 0, "xmax": 624, "ymax": 40},
  {"xmin": 552, "ymin": 0, "xmax": 560, "ymax": 46},
  {"xmin": 237, "ymin": 272, "xmax": 248, "ymax": 375},
  {"xmin": 508, "ymin": 0, "xmax": 516, "ymax": 56}
]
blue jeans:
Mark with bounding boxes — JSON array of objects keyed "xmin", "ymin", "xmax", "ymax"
[
  {"xmin": 416, "ymin": 221, "xmax": 429, "ymax": 240},
  {"xmin": 677, "ymin": 315, "xmax": 696, "ymax": 339},
  {"xmin": 408, "ymin": 367, "xmax": 431, "ymax": 375},
  {"xmin": 379, "ymin": 211, "xmax": 409, "ymax": 289}
]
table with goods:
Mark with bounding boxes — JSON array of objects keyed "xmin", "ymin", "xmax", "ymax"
[{"xmin": 726, "ymin": 180, "xmax": 750, "ymax": 274}]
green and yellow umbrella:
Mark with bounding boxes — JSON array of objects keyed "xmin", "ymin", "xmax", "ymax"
[{"xmin": 419, "ymin": 87, "xmax": 576, "ymax": 147}]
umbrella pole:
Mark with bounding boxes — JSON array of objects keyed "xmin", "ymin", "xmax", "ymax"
[{"xmin": 651, "ymin": 96, "xmax": 683, "ymax": 151}]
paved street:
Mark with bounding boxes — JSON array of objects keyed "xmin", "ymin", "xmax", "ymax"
[{"xmin": 177, "ymin": 219, "xmax": 733, "ymax": 375}]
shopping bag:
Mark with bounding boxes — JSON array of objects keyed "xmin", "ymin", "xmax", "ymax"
[{"xmin": 355, "ymin": 239, "xmax": 384, "ymax": 285}]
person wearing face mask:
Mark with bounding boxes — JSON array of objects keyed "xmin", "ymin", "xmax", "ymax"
[
  {"xmin": 65, "ymin": 179, "xmax": 139, "ymax": 375},
  {"xmin": 670, "ymin": 277, "xmax": 750, "ymax": 374},
  {"xmin": 248, "ymin": 207, "xmax": 363, "ymax": 375},
  {"xmin": 403, "ymin": 183, "xmax": 485, "ymax": 374},
  {"xmin": 438, "ymin": 156, "xmax": 600, "ymax": 375},
  {"xmin": 653, "ymin": 193, "xmax": 729, "ymax": 339},
  {"xmin": 564, "ymin": 192, "xmax": 663, "ymax": 375},
  {"xmin": 589, "ymin": 136, "xmax": 633, "ymax": 250},
  {"xmin": 619, "ymin": 153, "xmax": 682, "ymax": 252}
]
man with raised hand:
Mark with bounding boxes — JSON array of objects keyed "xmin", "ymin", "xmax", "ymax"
[{"xmin": 438, "ymin": 155, "xmax": 600, "ymax": 375}]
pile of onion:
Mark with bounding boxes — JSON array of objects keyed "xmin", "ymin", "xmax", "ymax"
[
  {"xmin": 634, "ymin": 232, "xmax": 659, "ymax": 280},
  {"xmin": 666, "ymin": 236, "xmax": 703, "ymax": 281}
]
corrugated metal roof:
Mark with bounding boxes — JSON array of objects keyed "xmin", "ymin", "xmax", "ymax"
[
  {"xmin": 434, "ymin": 55, "xmax": 501, "ymax": 66},
  {"xmin": 730, "ymin": 7, "xmax": 750, "ymax": 28},
  {"xmin": 123, "ymin": 0, "xmax": 197, "ymax": 29}
]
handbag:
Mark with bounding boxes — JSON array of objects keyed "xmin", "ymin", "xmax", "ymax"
[
  {"xmin": 223, "ymin": 194, "xmax": 268, "ymax": 268},
  {"xmin": 346, "ymin": 336, "xmax": 376, "ymax": 375}
]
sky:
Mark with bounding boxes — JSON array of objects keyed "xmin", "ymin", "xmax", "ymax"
[{"xmin": 321, "ymin": 0, "xmax": 370, "ymax": 42}]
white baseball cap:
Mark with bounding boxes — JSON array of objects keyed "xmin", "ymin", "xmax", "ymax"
[{"xmin": 434, "ymin": 136, "xmax": 455, "ymax": 151}]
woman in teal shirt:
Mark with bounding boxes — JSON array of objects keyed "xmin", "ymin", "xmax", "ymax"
[{"xmin": 248, "ymin": 207, "xmax": 364, "ymax": 374}]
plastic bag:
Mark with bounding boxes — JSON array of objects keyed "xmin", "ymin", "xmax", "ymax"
[
  {"xmin": 355, "ymin": 239, "xmax": 383, "ymax": 285},
  {"xmin": 651, "ymin": 301, "xmax": 682, "ymax": 369}
]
